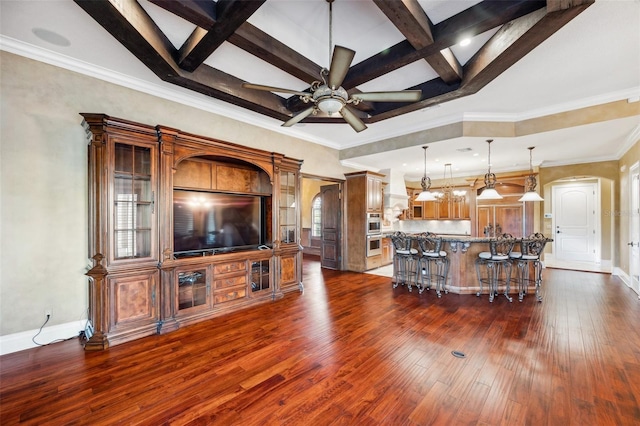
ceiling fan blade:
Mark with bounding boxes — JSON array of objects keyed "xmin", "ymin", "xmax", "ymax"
[
  {"xmin": 327, "ymin": 46, "xmax": 355, "ymax": 89},
  {"xmin": 242, "ymin": 83, "xmax": 310, "ymax": 97},
  {"xmin": 282, "ymin": 107, "xmax": 315, "ymax": 127},
  {"xmin": 351, "ymin": 90, "xmax": 422, "ymax": 102},
  {"xmin": 340, "ymin": 105, "xmax": 367, "ymax": 133}
]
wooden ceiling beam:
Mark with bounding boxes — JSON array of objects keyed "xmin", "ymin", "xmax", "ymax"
[
  {"xmin": 147, "ymin": 0, "xmax": 216, "ymax": 29},
  {"xmin": 343, "ymin": 0, "xmax": 546, "ymax": 89},
  {"xmin": 149, "ymin": 1, "xmax": 322, "ymax": 96},
  {"xmin": 462, "ymin": 0, "xmax": 595, "ymax": 92},
  {"xmin": 75, "ymin": 0, "xmax": 291, "ymax": 121},
  {"xmin": 369, "ymin": 0, "xmax": 595, "ymax": 122},
  {"xmin": 229, "ymin": 23, "xmax": 322, "ymax": 85},
  {"xmin": 75, "ymin": 0, "xmax": 593, "ymax": 127},
  {"xmin": 177, "ymin": 0, "xmax": 265, "ymax": 72},
  {"xmin": 168, "ymin": 65, "xmax": 292, "ymax": 119},
  {"xmin": 373, "ymin": 0, "xmax": 462, "ymax": 84},
  {"xmin": 74, "ymin": 0, "xmax": 180, "ymax": 79}
]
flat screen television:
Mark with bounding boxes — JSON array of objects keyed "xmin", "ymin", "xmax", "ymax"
[{"xmin": 173, "ymin": 189, "xmax": 266, "ymax": 256}]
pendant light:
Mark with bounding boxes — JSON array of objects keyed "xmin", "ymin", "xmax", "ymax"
[
  {"xmin": 436, "ymin": 163, "xmax": 466, "ymax": 203},
  {"xmin": 477, "ymin": 139, "xmax": 503, "ymax": 200},
  {"xmin": 518, "ymin": 146, "xmax": 544, "ymax": 202},
  {"xmin": 415, "ymin": 146, "xmax": 437, "ymax": 201}
]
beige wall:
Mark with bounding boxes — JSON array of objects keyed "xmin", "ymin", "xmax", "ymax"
[
  {"xmin": 301, "ymin": 180, "xmax": 323, "ymax": 229},
  {"xmin": 0, "ymin": 52, "xmax": 352, "ymax": 336}
]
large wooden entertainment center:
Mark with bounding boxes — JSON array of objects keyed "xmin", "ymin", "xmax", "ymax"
[{"xmin": 82, "ymin": 114, "xmax": 303, "ymax": 350}]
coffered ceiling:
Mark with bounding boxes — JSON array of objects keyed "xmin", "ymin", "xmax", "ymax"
[{"xmin": 1, "ymin": 0, "xmax": 639, "ymax": 179}]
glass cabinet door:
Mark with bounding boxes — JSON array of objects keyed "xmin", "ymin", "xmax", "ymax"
[
  {"xmin": 279, "ymin": 171, "xmax": 297, "ymax": 244},
  {"xmin": 177, "ymin": 269, "xmax": 208, "ymax": 311},
  {"xmin": 113, "ymin": 142, "xmax": 154, "ymax": 260},
  {"xmin": 251, "ymin": 260, "xmax": 270, "ymax": 292}
]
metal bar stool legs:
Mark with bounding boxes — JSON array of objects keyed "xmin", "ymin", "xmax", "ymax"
[
  {"xmin": 416, "ymin": 233, "xmax": 449, "ymax": 297},
  {"xmin": 511, "ymin": 234, "xmax": 548, "ymax": 302},
  {"xmin": 391, "ymin": 232, "xmax": 418, "ymax": 292},
  {"xmin": 476, "ymin": 234, "xmax": 515, "ymax": 303}
]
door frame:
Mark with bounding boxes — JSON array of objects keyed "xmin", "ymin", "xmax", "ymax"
[
  {"xmin": 628, "ymin": 162, "xmax": 640, "ymax": 297},
  {"xmin": 301, "ymin": 173, "xmax": 345, "ymax": 270},
  {"xmin": 547, "ymin": 178, "xmax": 607, "ymax": 272}
]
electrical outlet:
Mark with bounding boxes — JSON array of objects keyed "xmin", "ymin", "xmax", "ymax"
[{"xmin": 45, "ymin": 308, "xmax": 52, "ymax": 319}]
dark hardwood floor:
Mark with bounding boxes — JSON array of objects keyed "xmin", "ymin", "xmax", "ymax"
[{"xmin": 2, "ymin": 258, "xmax": 639, "ymax": 425}]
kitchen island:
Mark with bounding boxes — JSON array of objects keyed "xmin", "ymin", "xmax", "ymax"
[{"xmin": 387, "ymin": 233, "xmax": 552, "ymax": 296}]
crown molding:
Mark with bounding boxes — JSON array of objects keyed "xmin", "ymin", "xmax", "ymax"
[
  {"xmin": 0, "ymin": 35, "xmax": 345, "ymax": 149},
  {"xmin": 463, "ymin": 87, "xmax": 640, "ymax": 123},
  {"xmin": 2, "ymin": 35, "xmax": 638, "ymax": 155}
]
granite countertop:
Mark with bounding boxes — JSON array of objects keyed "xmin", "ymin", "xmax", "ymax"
[{"xmin": 383, "ymin": 232, "xmax": 553, "ymax": 243}]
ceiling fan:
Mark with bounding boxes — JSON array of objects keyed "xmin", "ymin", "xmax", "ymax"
[{"xmin": 241, "ymin": 0, "xmax": 422, "ymax": 132}]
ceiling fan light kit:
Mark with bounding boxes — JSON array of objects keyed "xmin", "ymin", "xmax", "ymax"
[{"xmin": 241, "ymin": 0, "xmax": 421, "ymax": 132}]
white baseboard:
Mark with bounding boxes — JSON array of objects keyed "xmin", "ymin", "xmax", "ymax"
[
  {"xmin": 612, "ymin": 267, "xmax": 640, "ymax": 298},
  {"xmin": 544, "ymin": 254, "xmax": 611, "ymax": 273},
  {"xmin": 0, "ymin": 320, "xmax": 85, "ymax": 356}
]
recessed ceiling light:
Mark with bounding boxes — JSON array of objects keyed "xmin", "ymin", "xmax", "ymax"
[
  {"xmin": 459, "ymin": 38, "xmax": 471, "ymax": 47},
  {"xmin": 473, "ymin": 153, "xmax": 479, "ymax": 157},
  {"xmin": 32, "ymin": 28, "xmax": 70, "ymax": 47}
]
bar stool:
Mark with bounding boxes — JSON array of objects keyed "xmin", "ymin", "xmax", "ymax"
[
  {"xmin": 390, "ymin": 231, "xmax": 418, "ymax": 292},
  {"xmin": 509, "ymin": 233, "xmax": 548, "ymax": 302},
  {"xmin": 475, "ymin": 233, "xmax": 516, "ymax": 302},
  {"xmin": 416, "ymin": 232, "xmax": 449, "ymax": 297}
]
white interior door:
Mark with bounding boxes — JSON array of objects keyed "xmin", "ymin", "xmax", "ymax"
[
  {"xmin": 629, "ymin": 163, "xmax": 640, "ymax": 295},
  {"xmin": 553, "ymin": 182, "xmax": 597, "ymax": 263}
]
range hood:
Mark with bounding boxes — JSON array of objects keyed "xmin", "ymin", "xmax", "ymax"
[{"xmin": 380, "ymin": 168, "xmax": 408, "ymax": 218}]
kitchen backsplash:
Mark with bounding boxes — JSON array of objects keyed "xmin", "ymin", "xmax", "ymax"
[{"xmin": 394, "ymin": 220, "xmax": 471, "ymax": 235}]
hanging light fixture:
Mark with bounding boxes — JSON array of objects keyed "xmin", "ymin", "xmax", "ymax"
[
  {"xmin": 415, "ymin": 146, "xmax": 437, "ymax": 201},
  {"xmin": 435, "ymin": 163, "xmax": 466, "ymax": 203},
  {"xmin": 518, "ymin": 146, "xmax": 544, "ymax": 202},
  {"xmin": 477, "ymin": 139, "xmax": 503, "ymax": 200}
]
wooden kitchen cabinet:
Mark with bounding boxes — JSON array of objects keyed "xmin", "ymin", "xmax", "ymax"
[
  {"xmin": 407, "ymin": 188, "xmax": 470, "ymax": 220},
  {"xmin": 381, "ymin": 237, "xmax": 393, "ymax": 266},
  {"xmin": 475, "ymin": 181, "xmax": 532, "ymax": 237},
  {"xmin": 345, "ymin": 171, "xmax": 385, "ymax": 272},
  {"xmin": 366, "ymin": 173, "xmax": 383, "ymax": 212}
]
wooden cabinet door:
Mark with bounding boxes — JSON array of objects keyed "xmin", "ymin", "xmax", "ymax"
[
  {"xmin": 451, "ymin": 196, "xmax": 470, "ymax": 219},
  {"xmin": 423, "ymin": 200, "xmax": 437, "ymax": 219},
  {"xmin": 495, "ymin": 205, "xmax": 523, "ymax": 237},
  {"xmin": 366, "ymin": 176, "xmax": 382, "ymax": 212},
  {"xmin": 381, "ymin": 238, "xmax": 393, "ymax": 265},
  {"xmin": 438, "ymin": 199, "xmax": 451, "ymax": 219},
  {"xmin": 280, "ymin": 252, "xmax": 301, "ymax": 292},
  {"xmin": 477, "ymin": 206, "xmax": 492, "ymax": 236},
  {"xmin": 477, "ymin": 204, "xmax": 523, "ymax": 237},
  {"xmin": 108, "ymin": 271, "xmax": 159, "ymax": 338}
]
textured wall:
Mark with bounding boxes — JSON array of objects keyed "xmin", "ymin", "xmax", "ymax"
[{"xmin": 0, "ymin": 52, "xmax": 349, "ymax": 335}]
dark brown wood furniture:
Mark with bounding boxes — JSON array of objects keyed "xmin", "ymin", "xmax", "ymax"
[
  {"xmin": 82, "ymin": 114, "xmax": 302, "ymax": 350},
  {"xmin": 344, "ymin": 171, "xmax": 384, "ymax": 272}
]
